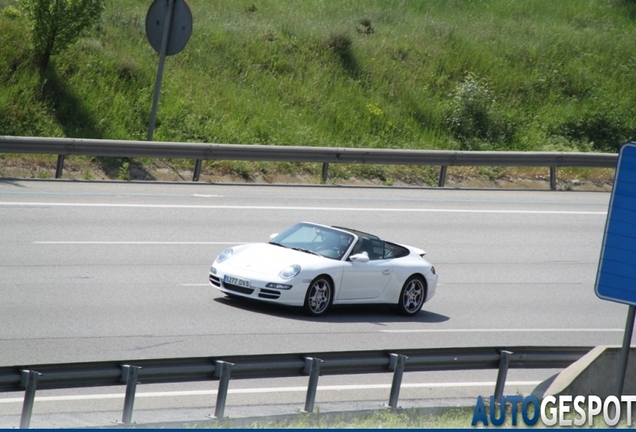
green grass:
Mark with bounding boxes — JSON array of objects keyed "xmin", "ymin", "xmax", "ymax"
[
  {"xmin": 1, "ymin": 0, "xmax": 634, "ymax": 182},
  {"xmin": 139, "ymin": 407, "xmax": 477, "ymax": 429},
  {"xmin": 238, "ymin": 408, "xmax": 474, "ymax": 429},
  {"xmin": 136, "ymin": 404, "xmax": 636, "ymax": 429}
]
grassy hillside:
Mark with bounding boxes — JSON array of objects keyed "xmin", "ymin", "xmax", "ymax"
[{"xmin": 0, "ymin": 0, "xmax": 635, "ymax": 183}]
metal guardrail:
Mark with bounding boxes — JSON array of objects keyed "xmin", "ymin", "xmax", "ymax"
[
  {"xmin": 0, "ymin": 135, "xmax": 617, "ymax": 189},
  {"xmin": 0, "ymin": 345, "xmax": 592, "ymax": 428}
]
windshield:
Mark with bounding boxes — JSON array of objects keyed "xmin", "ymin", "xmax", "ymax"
[{"xmin": 269, "ymin": 223, "xmax": 355, "ymax": 260}]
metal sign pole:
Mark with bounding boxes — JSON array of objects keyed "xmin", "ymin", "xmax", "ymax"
[
  {"xmin": 147, "ymin": 0, "xmax": 175, "ymax": 141},
  {"xmin": 616, "ymin": 305, "xmax": 636, "ymax": 396}
]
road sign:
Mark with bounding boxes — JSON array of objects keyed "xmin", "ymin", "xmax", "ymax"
[
  {"xmin": 595, "ymin": 142, "xmax": 636, "ymax": 305},
  {"xmin": 145, "ymin": 0, "xmax": 192, "ymax": 141},
  {"xmin": 145, "ymin": 0, "xmax": 192, "ymax": 56}
]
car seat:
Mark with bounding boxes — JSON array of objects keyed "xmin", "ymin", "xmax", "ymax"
[{"xmin": 359, "ymin": 238, "xmax": 375, "ymax": 259}]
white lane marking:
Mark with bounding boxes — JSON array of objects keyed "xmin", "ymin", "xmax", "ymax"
[
  {"xmin": 0, "ymin": 381, "xmax": 541, "ymax": 404},
  {"xmin": 0, "ymin": 202, "xmax": 606, "ymax": 214},
  {"xmin": 32, "ymin": 241, "xmax": 241, "ymax": 245},
  {"xmin": 380, "ymin": 328, "xmax": 623, "ymax": 333}
]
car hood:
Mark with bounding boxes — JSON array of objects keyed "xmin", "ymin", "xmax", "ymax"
[{"xmin": 226, "ymin": 243, "xmax": 325, "ymax": 274}]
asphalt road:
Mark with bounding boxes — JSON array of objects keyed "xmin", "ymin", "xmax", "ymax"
[{"xmin": 0, "ymin": 179, "xmax": 626, "ymax": 427}]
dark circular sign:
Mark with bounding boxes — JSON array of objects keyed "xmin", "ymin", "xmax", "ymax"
[{"xmin": 145, "ymin": 0, "xmax": 193, "ymax": 56}]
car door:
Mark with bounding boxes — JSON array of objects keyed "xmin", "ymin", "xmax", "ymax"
[{"xmin": 338, "ymin": 238, "xmax": 393, "ymax": 300}]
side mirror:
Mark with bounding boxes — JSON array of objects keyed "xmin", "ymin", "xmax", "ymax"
[
  {"xmin": 269, "ymin": 233, "xmax": 278, "ymax": 241},
  {"xmin": 349, "ymin": 253, "xmax": 370, "ymax": 263}
]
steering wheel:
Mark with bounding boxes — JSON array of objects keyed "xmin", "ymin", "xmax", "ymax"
[{"xmin": 316, "ymin": 245, "xmax": 341, "ymax": 257}]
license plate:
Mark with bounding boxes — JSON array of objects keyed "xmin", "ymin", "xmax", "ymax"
[{"xmin": 224, "ymin": 275, "xmax": 251, "ymax": 288}]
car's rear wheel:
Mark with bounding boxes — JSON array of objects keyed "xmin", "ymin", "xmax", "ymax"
[
  {"xmin": 303, "ymin": 276, "xmax": 333, "ymax": 316},
  {"xmin": 397, "ymin": 276, "xmax": 426, "ymax": 316}
]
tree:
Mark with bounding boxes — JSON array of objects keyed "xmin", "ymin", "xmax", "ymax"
[{"xmin": 18, "ymin": 0, "xmax": 105, "ymax": 71}]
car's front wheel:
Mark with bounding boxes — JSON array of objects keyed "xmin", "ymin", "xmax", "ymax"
[
  {"xmin": 303, "ymin": 276, "xmax": 333, "ymax": 316},
  {"xmin": 397, "ymin": 275, "xmax": 426, "ymax": 316}
]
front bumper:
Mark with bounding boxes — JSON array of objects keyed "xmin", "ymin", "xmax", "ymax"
[{"xmin": 209, "ymin": 271, "xmax": 307, "ymax": 306}]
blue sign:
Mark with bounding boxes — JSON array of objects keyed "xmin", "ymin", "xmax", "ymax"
[{"xmin": 596, "ymin": 142, "xmax": 636, "ymax": 305}]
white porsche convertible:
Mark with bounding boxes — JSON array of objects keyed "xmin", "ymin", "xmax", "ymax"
[{"xmin": 209, "ymin": 222, "xmax": 438, "ymax": 317}]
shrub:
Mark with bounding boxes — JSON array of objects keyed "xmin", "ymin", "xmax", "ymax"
[
  {"xmin": 445, "ymin": 73, "xmax": 516, "ymax": 150},
  {"xmin": 1, "ymin": 6, "xmax": 22, "ymax": 19},
  {"xmin": 357, "ymin": 18, "xmax": 374, "ymax": 36},
  {"xmin": 325, "ymin": 32, "xmax": 352, "ymax": 56},
  {"xmin": 445, "ymin": 73, "xmax": 495, "ymax": 147},
  {"xmin": 18, "ymin": 0, "xmax": 105, "ymax": 71},
  {"xmin": 554, "ymin": 106, "xmax": 634, "ymax": 152}
]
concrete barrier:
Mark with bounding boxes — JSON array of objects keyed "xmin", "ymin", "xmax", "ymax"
[{"xmin": 535, "ymin": 346, "xmax": 636, "ymax": 398}]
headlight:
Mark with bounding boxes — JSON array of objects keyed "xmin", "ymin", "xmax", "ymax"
[
  {"xmin": 266, "ymin": 283, "xmax": 292, "ymax": 290},
  {"xmin": 215, "ymin": 248, "xmax": 233, "ymax": 264},
  {"xmin": 279, "ymin": 264, "xmax": 301, "ymax": 280}
]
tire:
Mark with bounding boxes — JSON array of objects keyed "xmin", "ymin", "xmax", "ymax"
[
  {"xmin": 303, "ymin": 276, "xmax": 333, "ymax": 317},
  {"xmin": 397, "ymin": 276, "xmax": 426, "ymax": 316}
]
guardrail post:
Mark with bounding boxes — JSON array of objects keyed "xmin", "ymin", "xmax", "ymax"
[
  {"xmin": 438, "ymin": 166, "xmax": 447, "ymax": 187},
  {"xmin": 193, "ymin": 159, "xmax": 202, "ymax": 182},
  {"xmin": 494, "ymin": 350, "xmax": 512, "ymax": 400},
  {"xmin": 549, "ymin": 167, "xmax": 557, "ymax": 190},
  {"xmin": 19, "ymin": 369, "xmax": 41, "ymax": 429},
  {"xmin": 321, "ymin": 163, "xmax": 329, "ymax": 183},
  {"xmin": 387, "ymin": 353, "xmax": 408, "ymax": 409},
  {"xmin": 303, "ymin": 356, "xmax": 323, "ymax": 413},
  {"xmin": 213, "ymin": 360, "xmax": 234, "ymax": 419},
  {"xmin": 120, "ymin": 365, "xmax": 142, "ymax": 425},
  {"xmin": 55, "ymin": 155, "xmax": 65, "ymax": 179}
]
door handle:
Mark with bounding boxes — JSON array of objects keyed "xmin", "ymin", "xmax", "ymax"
[{"xmin": 382, "ymin": 269, "xmax": 391, "ymax": 275}]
